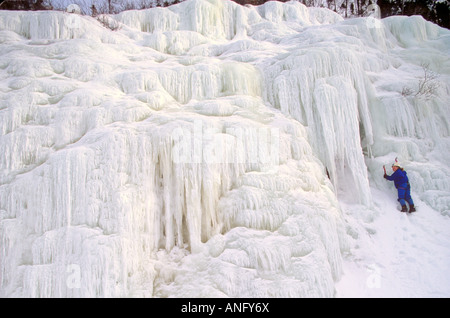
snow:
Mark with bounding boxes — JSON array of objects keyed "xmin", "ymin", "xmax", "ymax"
[
  {"xmin": 42, "ymin": 0, "xmax": 181, "ymax": 15},
  {"xmin": 0, "ymin": 0, "xmax": 449, "ymax": 298}
]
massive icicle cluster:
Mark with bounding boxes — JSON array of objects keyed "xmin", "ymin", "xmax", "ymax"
[{"xmin": 0, "ymin": 0, "xmax": 449, "ymax": 297}]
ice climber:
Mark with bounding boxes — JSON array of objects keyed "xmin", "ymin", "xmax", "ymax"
[{"xmin": 384, "ymin": 162, "xmax": 416, "ymax": 212}]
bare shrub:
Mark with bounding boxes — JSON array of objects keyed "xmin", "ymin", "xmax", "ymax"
[{"xmin": 402, "ymin": 63, "xmax": 440, "ymax": 100}]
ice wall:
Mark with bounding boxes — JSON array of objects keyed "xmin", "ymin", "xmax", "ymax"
[{"xmin": 0, "ymin": 0, "xmax": 449, "ymax": 297}]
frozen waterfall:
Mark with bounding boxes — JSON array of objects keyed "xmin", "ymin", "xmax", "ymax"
[{"xmin": 0, "ymin": 0, "xmax": 449, "ymax": 297}]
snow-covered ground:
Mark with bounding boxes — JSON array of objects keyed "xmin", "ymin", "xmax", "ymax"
[
  {"xmin": 336, "ymin": 188, "xmax": 450, "ymax": 297},
  {"xmin": 0, "ymin": 0, "xmax": 449, "ymax": 297}
]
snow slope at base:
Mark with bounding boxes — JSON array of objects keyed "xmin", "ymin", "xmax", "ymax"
[{"xmin": 336, "ymin": 187, "xmax": 450, "ymax": 298}]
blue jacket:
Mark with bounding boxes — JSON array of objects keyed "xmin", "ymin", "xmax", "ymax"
[{"xmin": 385, "ymin": 169, "xmax": 409, "ymax": 189}]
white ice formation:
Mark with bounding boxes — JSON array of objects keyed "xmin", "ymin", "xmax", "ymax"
[
  {"xmin": 66, "ymin": 4, "xmax": 82, "ymax": 14},
  {"xmin": 0, "ymin": 0, "xmax": 449, "ymax": 297}
]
